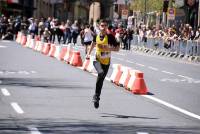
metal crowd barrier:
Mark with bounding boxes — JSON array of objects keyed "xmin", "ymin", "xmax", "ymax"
[{"xmin": 131, "ymin": 34, "xmax": 200, "ymax": 57}]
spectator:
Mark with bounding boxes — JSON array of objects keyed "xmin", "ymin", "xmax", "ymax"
[
  {"xmin": 71, "ymin": 20, "xmax": 80, "ymax": 45},
  {"xmin": 43, "ymin": 28, "xmax": 51, "ymax": 42},
  {"xmin": 83, "ymin": 24, "xmax": 94, "ymax": 55}
]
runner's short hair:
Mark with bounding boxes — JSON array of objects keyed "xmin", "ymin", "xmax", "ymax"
[{"xmin": 99, "ymin": 19, "xmax": 107, "ymax": 24}]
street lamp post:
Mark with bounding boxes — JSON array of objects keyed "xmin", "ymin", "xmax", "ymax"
[
  {"xmin": 198, "ymin": 0, "xmax": 200, "ymax": 27},
  {"xmin": 144, "ymin": 0, "xmax": 147, "ymax": 25}
]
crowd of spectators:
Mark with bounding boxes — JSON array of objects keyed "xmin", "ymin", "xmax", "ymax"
[
  {"xmin": 1, "ymin": 15, "xmax": 199, "ymax": 51},
  {"xmin": 135, "ymin": 23, "xmax": 200, "ymax": 49}
]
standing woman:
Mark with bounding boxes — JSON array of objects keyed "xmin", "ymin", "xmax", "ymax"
[
  {"xmin": 71, "ymin": 20, "xmax": 80, "ymax": 45},
  {"xmin": 83, "ymin": 24, "xmax": 94, "ymax": 55}
]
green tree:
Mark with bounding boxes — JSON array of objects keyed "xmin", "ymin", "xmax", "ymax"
[{"xmin": 130, "ymin": 0, "xmax": 163, "ymax": 13}]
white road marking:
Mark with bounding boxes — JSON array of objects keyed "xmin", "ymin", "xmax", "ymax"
[
  {"xmin": 194, "ymin": 80, "xmax": 200, "ymax": 84},
  {"xmin": 135, "ymin": 63, "xmax": 145, "ymax": 67},
  {"xmin": 0, "ymin": 40, "xmax": 12, "ymax": 43},
  {"xmin": 29, "ymin": 127, "xmax": 42, "ymax": 134},
  {"xmin": 161, "ymin": 70, "xmax": 174, "ymax": 75},
  {"xmin": 30, "ymin": 71, "xmax": 37, "ymax": 74},
  {"xmin": 177, "ymin": 75, "xmax": 200, "ymax": 83},
  {"xmin": 0, "ymin": 70, "xmax": 37, "ymax": 75},
  {"xmin": 142, "ymin": 95, "xmax": 200, "ymax": 120},
  {"xmin": 115, "ymin": 57, "xmax": 124, "ymax": 61},
  {"xmin": 18, "ymin": 71, "xmax": 30, "ymax": 75},
  {"xmin": 1, "ymin": 88, "xmax": 10, "ymax": 96},
  {"xmin": 137, "ymin": 132, "xmax": 149, "ymax": 134},
  {"xmin": 116, "ymin": 53, "xmax": 125, "ymax": 56},
  {"xmin": 161, "ymin": 78, "xmax": 200, "ymax": 84},
  {"xmin": 160, "ymin": 78, "xmax": 180, "ymax": 83},
  {"xmin": 11, "ymin": 102, "xmax": 24, "ymax": 114},
  {"xmin": 0, "ymin": 80, "xmax": 2, "ymax": 84},
  {"xmin": 6, "ymin": 71, "xmax": 16, "ymax": 74},
  {"xmin": 148, "ymin": 66, "xmax": 158, "ymax": 71},
  {"xmin": 177, "ymin": 75, "xmax": 192, "ymax": 79},
  {"xmin": 0, "ymin": 45, "xmax": 7, "ymax": 48},
  {"xmin": 126, "ymin": 60, "xmax": 135, "ymax": 64}
]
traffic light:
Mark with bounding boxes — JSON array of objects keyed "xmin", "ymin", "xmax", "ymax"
[{"xmin": 163, "ymin": 0, "xmax": 169, "ymax": 12}]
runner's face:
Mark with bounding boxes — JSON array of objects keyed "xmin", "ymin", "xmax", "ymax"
[{"xmin": 100, "ymin": 23, "xmax": 107, "ymax": 32}]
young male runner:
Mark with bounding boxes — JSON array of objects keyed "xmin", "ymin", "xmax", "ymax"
[{"xmin": 86, "ymin": 20, "xmax": 120, "ymax": 109}]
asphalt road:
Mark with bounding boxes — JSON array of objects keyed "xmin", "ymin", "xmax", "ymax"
[{"xmin": 0, "ymin": 40, "xmax": 200, "ymax": 134}]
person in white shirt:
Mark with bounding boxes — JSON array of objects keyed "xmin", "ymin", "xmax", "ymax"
[{"xmin": 83, "ymin": 25, "xmax": 94, "ymax": 54}]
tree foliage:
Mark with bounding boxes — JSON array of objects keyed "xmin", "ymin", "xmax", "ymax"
[{"xmin": 130, "ymin": 0, "xmax": 163, "ymax": 13}]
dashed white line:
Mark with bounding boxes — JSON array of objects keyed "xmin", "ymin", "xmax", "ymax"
[
  {"xmin": 126, "ymin": 60, "xmax": 135, "ymax": 64},
  {"xmin": 135, "ymin": 63, "xmax": 145, "ymax": 67},
  {"xmin": 0, "ymin": 40, "xmax": 12, "ymax": 43},
  {"xmin": 161, "ymin": 70, "xmax": 174, "ymax": 75},
  {"xmin": 1, "ymin": 88, "xmax": 10, "ymax": 96},
  {"xmin": 0, "ymin": 80, "xmax": 2, "ymax": 84},
  {"xmin": 137, "ymin": 132, "xmax": 149, "ymax": 134},
  {"xmin": 30, "ymin": 71, "xmax": 37, "ymax": 74},
  {"xmin": 11, "ymin": 102, "xmax": 24, "ymax": 114},
  {"xmin": 148, "ymin": 66, "xmax": 158, "ymax": 71},
  {"xmin": 116, "ymin": 53, "xmax": 125, "ymax": 56},
  {"xmin": 29, "ymin": 127, "xmax": 42, "ymax": 134},
  {"xmin": 18, "ymin": 71, "xmax": 30, "ymax": 75},
  {"xmin": 0, "ymin": 45, "xmax": 7, "ymax": 48},
  {"xmin": 142, "ymin": 95, "xmax": 200, "ymax": 120},
  {"xmin": 115, "ymin": 57, "xmax": 124, "ymax": 61},
  {"xmin": 177, "ymin": 75, "xmax": 192, "ymax": 79}
]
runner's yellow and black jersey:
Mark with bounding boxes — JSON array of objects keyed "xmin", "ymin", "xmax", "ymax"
[{"xmin": 94, "ymin": 33, "xmax": 119, "ymax": 65}]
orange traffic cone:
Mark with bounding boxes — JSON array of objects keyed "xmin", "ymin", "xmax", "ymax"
[
  {"xmin": 63, "ymin": 44, "xmax": 73, "ymax": 63},
  {"xmin": 110, "ymin": 64, "xmax": 122, "ymax": 85},
  {"xmin": 35, "ymin": 35, "xmax": 40, "ymax": 41},
  {"xmin": 131, "ymin": 71, "xmax": 148, "ymax": 94},
  {"xmin": 119, "ymin": 66, "xmax": 131, "ymax": 87},
  {"xmin": 16, "ymin": 32, "xmax": 22, "ymax": 44},
  {"xmin": 29, "ymin": 39, "xmax": 35, "ymax": 49},
  {"xmin": 114, "ymin": 65, "xmax": 123, "ymax": 85},
  {"xmin": 42, "ymin": 43, "xmax": 51, "ymax": 55},
  {"xmin": 54, "ymin": 46, "xmax": 62, "ymax": 59},
  {"xmin": 21, "ymin": 35, "xmax": 27, "ymax": 46},
  {"xmin": 82, "ymin": 58, "xmax": 90, "ymax": 71},
  {"xmin": 59, "ymin": 47, "xmax": 68, "ymax": 61},
  {"xmin": 34, "ymin": 40, "xmax": 39, "ymax": 51},
  {"xmin": 70, "ymin": 51, "xmax": 83, "ymax": 66},
  {"xmin": 124, "ymin": 69, "xmax": 131, "ymax": 89},
  {"xmin": 66, "ymin": 49, "xmax": 73, "ymax": 63},
  {"xmin": 25, "ymin": 35, "xmax": 31, "ymax": 47},
  {"xmin": 36, "ymin": 41, "xmax": 43, "ymax": 52},
  {"xmin": 48, "ymin": 44, "xmax": 56, "ymax": 57}
]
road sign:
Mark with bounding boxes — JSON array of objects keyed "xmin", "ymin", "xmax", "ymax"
[
  {"xmin": 121, "ymin": 9, "xmax": 128, "ymax": 19},
  {"xmin": 167, "ymin": 8, "xmax": 175, "ymax": 20}
]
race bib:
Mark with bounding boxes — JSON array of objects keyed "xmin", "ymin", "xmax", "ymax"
[{"xmin": 100, "ymin": 52, "xmax": 111, "ymax": 59}]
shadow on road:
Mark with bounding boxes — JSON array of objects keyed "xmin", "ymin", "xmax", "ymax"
[
  {"xmin": 0, "ymin": 77, "xmax": 92, "ymax": 90},
  {"xmin": 100, "ymin": 113, "xmax": 158, "ymax": 119},
  {"xmin": 0, "ymin": 118, "xmax": 200, "ymax": 134}
]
